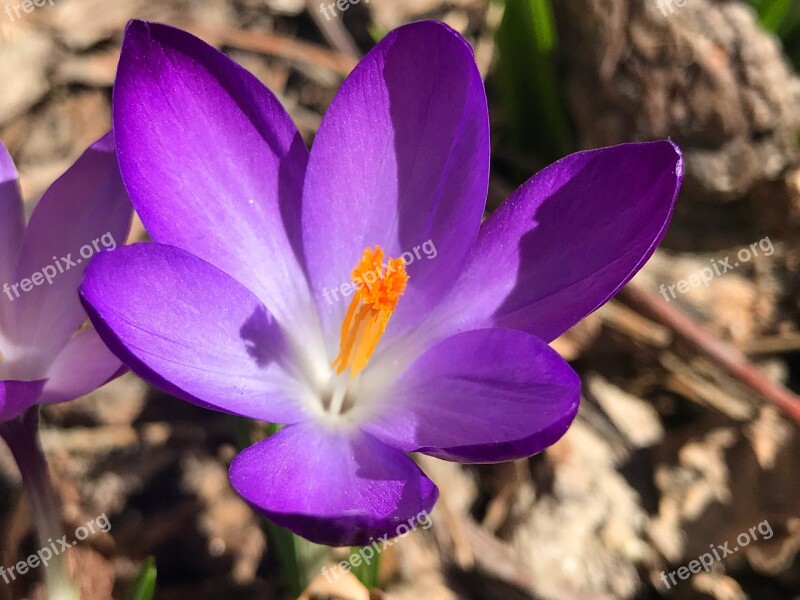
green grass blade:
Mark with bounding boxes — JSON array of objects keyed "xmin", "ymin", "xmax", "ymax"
[
  {"xmin": 349, "ymin": 547, "xmax": 380, "ymax": 589},
  {"xmin": 127, "ymin": 557, "xmax": 157, "ymax": 600},
  {"xmin": 263, "ymin": 521, "xmax": 326, "ymax": 597},
  {"xmin": 752, "ymin": 0, "xmax": 793, "ymax": 32},
  {"xmin": 494, "ymin": 0, "xmax": 574, "ymax": 161}
]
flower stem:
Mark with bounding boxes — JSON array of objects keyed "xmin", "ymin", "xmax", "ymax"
[{"xmin": 0, "ymin": 407, "xmax": 80, "ymax": 600}]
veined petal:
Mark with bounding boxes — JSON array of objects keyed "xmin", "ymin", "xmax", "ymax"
[
  {"xmin": 39, "ymin": 326, "xmax": 124, "ymax": 405},
  {"xmin": 361, "ymin": 328, "xmax": 580, "ymax": 463},
  {"xmin": 229, "ymin": 421, "xmax": 438, "ymax": 546},
  {"xmin": 420, "ymin": 141, "xmax": 682, "ymax": 345},
  {"xmin": 0, "ymin": 141, "xmax": 25, "ymax": 337},
  {"xmin": 11, "ymin": 133, "xmax": 131, "ymax": 368},
  {"xmin": 302, "ymin": 20, "xmax": 489, "ymax": 354},
  {"xmin": 113, "ymin": 20, "xmax": 319, "ymax": 348},
  {"xmin": 80, "ymin": 243, "xmax": 312, "ymax": 424},
  {"xmin": 0, "ymin": 379, "xmax": 46, "ymax": 423}
]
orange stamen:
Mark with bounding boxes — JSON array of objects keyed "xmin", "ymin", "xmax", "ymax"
[{"xmin": 331, "ymin": 246, "xmax": 408, "ymax": 377}]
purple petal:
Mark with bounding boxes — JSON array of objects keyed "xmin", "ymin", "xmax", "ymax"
[
  {"xmin": 362, "ymin": 328, "xmax": 579, "ymax": 463},
  {"xmin": 38, "ymin": 326, "xmax": 124, "ymax": 405},
  {"xmin": 11, "ymin": 132, "xmax": 131, "ymax": 365},
  {"xmin": 301, "ymin": 21, "xmax": 489, "ymax": 352},
  {"xmin": 0, "ymin": 141, "xmax": 24, "ymax": 336},
  {"xmin": 80, "ymin": 242, "xmax": 312, "ymax": 423},
  {"xmin": 113, "ymin": 21, "xmax": 316, "ymax": 340},
  {"xmin": 229, "ymin": 421, "xmax": 438, "ymax": 546},
  {"xmin": 425, "ymin": 141, "xmax": 682, "ymax": 344},
  {"xmin": 0, "ymin": 379, "xmax": 46, "ymax": 422}
]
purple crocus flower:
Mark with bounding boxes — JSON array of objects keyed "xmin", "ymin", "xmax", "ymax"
[
  {"xmin": 0, "ymin": 134, "xmax": 131, "ymax": 422},
  {"xmin": 0, "ymin": 134, "xmax": 131, "ymax": 598},
  {"xmin": 80, "ymin": 20, "xmax": 682, "ymax": 547}
]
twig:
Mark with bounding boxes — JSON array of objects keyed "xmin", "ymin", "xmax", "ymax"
[
  {"xmin": 184, "ymin": 22, "xmax": 358, "ymax": 77},
  {"xmin": 597, "ymin": 301, "xmax": 672, "ymax": 348},
  {"xmin": 461, "ymin": 518, "xmax": 534, "ymax": 591},
  {"xmin": 748, "ymin": 331, "xmax": 800, "ymax": 356},
  {"xmin": 618, "ymin": 283, "xmax": 800, "ymax": 426},
  {"xmin": 306, "ymin": 0, "xmax": 361, "ymax": 59}
]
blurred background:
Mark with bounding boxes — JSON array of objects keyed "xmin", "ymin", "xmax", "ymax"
[{"xmin": 1, "ymin": 0, "xmax": 799, "ymax": 598}]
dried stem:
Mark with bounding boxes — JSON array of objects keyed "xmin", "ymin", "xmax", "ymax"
[
  {"xmin": 618, "ymin": 283, "xmax": 800, "ymax": 425},
  {"xmin": 0, "ymin": 408, "xmax": 79, "ymax": 600}
]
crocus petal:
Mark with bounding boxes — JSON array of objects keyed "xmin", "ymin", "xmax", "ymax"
[
  {"xmin": 301, "ymin": 20, "xmax": 489, "ymax": 352},
  {"xmin": 38, "ymin": 326, "xmax": 124, "ymax": 405},
  {"xmin": 113, "ymin": 20, "xmax": 319, "ymax": 347},
  {"xmin": 0, "ymin": 379, "xmax": 46, "ymax": 422},
  {"xmin": 361, "ymin": 328, "xmax": 580, "ymax": 463},
  {"xmin": 0, "ymin": 141, "xmax": 24, "ymax": 336},
  {"xmin": 11, "ymin": 133, "xmax": 131, "ymax": 368},
  {"xmin": 229, "ymin": 421, "xmax": 438, "ymax": 546},
  {"xmin": 421, "ymin": 141, "xmax": 682, "ymax": 345},
  {"xmin": 80, "ymin": 243, "xmax": 313, "ymax": 424}
]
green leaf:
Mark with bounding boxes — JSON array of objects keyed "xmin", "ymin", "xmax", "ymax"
[
  {"xmin": 367, "ymin": 24, "xmax": 388, "ymax": 43},
  {"xmin": 751, "ymin": 0, "xmax": 793, "ymax": 32},
  {"xmin": 265, "ymin": 421, "xmax": 283, "ymax": 436},
  {"xmin": 776, "ymin": 2, "xmax": 800, "ymax": 37},
  {"xmin": 748, "ymin": 0, "xmax": 800, "ymax": 69},
  {"xmin": 127, "ymin": 557, "xmax": 157, "ymax": 600},
  {"xmin": 494, "ymin": 0, "xmax": 574, "ymax": 162},
  {"xmin": 264, "ymin": 521, "xmax": 329, "ymax": 596},
  {"xmin": 349, "ymin": 547, "xmax": 380, "ymax": 589}
]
